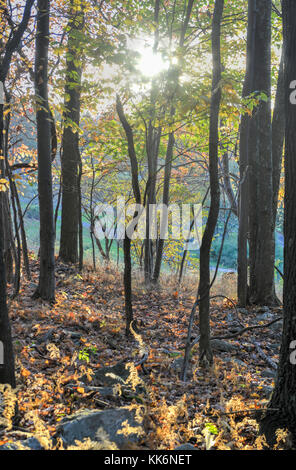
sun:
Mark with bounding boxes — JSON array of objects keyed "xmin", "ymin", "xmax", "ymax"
[{"xmin": 137, "ymin": 47, "xmax": 169, "ymax": 78}]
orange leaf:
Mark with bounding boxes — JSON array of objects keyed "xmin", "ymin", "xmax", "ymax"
[{"xmin": 21, "ymin": 368, "xmax": 31, "ymax": 378}]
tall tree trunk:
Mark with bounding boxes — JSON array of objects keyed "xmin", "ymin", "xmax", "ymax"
[
  {"xmin": 260, "ymin": 0, "xmax": 296, "ymax": 445},
  {"xmin": 238, "ymin": 17, "xmax": 284, "ymax": 306},
  {"xmin": 198, "ymin": 0, "xmax": 224, "ymax": 367},
  {"xmin": 59, "ymin": 0, "xmax": 84, "ymax": 264},
  {"xmin": 237, "ymin": 0, "xmax": 254, "ymax": 307},
  {"xmin": 34, "ymin": 0, "xmax": 55, "ymax": 301},
  {"xmin": 247, "ymin": 0, "xmax": 275, "ymax": 305}
]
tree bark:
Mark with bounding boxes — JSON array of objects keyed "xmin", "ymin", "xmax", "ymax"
[
  {"xmin": 116, "ymin": 95, "xmax": 142, "ymax": 336},
  {"xmin": 198, "ymin": 0, "xmax": 224, "ymax": 367},
  {"xmin": 0, "ymin": 0, "xmax": 35, "ymax": 385},
  {"xmin": 0, "ymin": 191, "xmax": 16, "ymax": 387},
  {"xmin": 247, "ymin": 0, "xmax": 275, "ymax": 305},
  {"xmin": 34, "ymin": 0, "xmax": 55, "ymax": 301},
  {"xmin": 59, "ymin": 0, "xmax": 84, "ymax": 264},
  {"xmin": 0, "ymin": 109, "xmax": 15, "ymax": 386},
  {"xmin": 260, "ymin": 0, "xmax": 296, "ymax": 445}
]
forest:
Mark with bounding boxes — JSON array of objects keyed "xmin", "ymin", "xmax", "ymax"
[{"xmin": 0, "ymin": 0, "xmax": 295, "ymax": 454}]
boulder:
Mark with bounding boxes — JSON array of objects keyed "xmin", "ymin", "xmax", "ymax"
[
  {"xmin": 175, "ymin": 443, "xmax": 197, "ymax": 451},
  {"xmin": 256, "ymin": 313, "xmax": 273, "ymax": 322},
  {"xmin": 257, "ymin": 306, "xmax": 271, "ymax": 313},
  {"xmin": 210, "ymin": 339, "xmax": 237, "ymax": 353},
  {"xmin": 270, "ymin": 319, "xmax": 283, "ymax": 333},
  {"xmin": 81, "ymin": 360, "xmax": 147, "ymax": 400},
  {"xmin": 85, "ymin": 360, "xmax": 130, "ymax": 387},
  {"xmin": 260, "ymin": 385, "xmax": 273, "ymax": 398},
  {"xmin": 0, "ymin": 437, "xmax": 45, "ymax": 451},
  {"xmin": 56, "ymin": 406, "xmax": 145, "ymax": 448},
  {"xmin": 238, "ymin": 308, "xmax": 248, "ymax": 315},
  {"xmin": 261, "ymin": 369, "xmax": 276, "ymax": 379},
  {"xmin": 170, "ymin": 357, "xmax": 184, "ymax": 374}
]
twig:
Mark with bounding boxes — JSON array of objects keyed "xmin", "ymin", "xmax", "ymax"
[{"xmin": 185, "ymin": 316, "xmax": 283, "ymax": 353}]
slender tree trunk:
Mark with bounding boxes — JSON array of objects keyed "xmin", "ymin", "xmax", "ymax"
[
  {"xmin": 0, "ymin": 0, "xmax": 34, "ymax": 385},
  {"xmin": 0, "ymin": 108, "xmax": 16, "ymax": 387},
  {"xmin": 152, "ymin": 1, "xmax": 195, "ymax": 284},
  {"xmin": 59, "ymin": 0, "xmax": 84, "ymax": 264},
  {"xmin": 221, "ymin": 152, "xmax": 238, "ymax": 216},
  {"xmin": 3, "ymin": 96, "xmax": 30, "ymax": 282},
  {"xmin": 0, "ymin": 192, "xmax": 16, "ymax": 387},
  {"xmin": 34, "ymin": 0, "xmax": 55, "ymax": 301},
  {"xmin": 116, "ymin": 95, "xmax": 142, "ymax": 336},
  {"xmin": 144, "ymin": 0, "xmax": 161, "ymax": 284},
  {"xmin": 2, "ymin": 104, "xmax": 15, "ymax": 285},
  {"xmin": 123, "ymin": 236, "xmax": 133, "ymax": 336},
  {"xmin": 153, "ymin": 132, "xmax": 175, "ymax": 283},
  {"xmin": 78, "ymin": 155, "xmax": 83, "ymax": 271},
  {"xmin": 260, "ymin": 1, "xmax": 296, "ymax": 445},
  {"xmin": 3, "ymin": 193, "xmax": 14, "ymax": 284},
  {"xmin": 237, "ymin": 0, "xmax": 255, "ymax": 307},
  {"xmin": 198, "ymin": 0, "xmax": 224, "ymax": 367}
]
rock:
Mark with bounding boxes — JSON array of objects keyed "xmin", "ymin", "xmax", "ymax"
[
  {"xmin": 270, "ymin": 320, "xmax": 283, "ymax": 333},
  {"xmin": 170, "ymin": 357, "xmax": 184, "ymax": 373},
  {"xmin": 210, "ymin": 339, "xmax": 237, "ymax": 353},
  {"xmin": 228, "ymin": 326, "xmax": 241, "ymax": 334},
  {"xmin": 258, "ymin": 306, "xmax": 271, "ymax": 313},
  {"xmin": 89, "ymin": 360, "xmax": 130, "ymax": 387},
  {"xmin": 261, "ymin": 369, "xmax": 276, "ymax": 379},
  {"xmin": 36, "ymin": 328, "xmax": 55, "ymax": 344},
  {"xmin": 81, "ymin": 360, "xmax": 147, "ymax": 400},
  {"xmin": 96, "ymin": 387, "xmax": 115, "ymax": 397},
  {"xmin": 260, "ymin": 385, "xmax": 273, "ymax": 398},
  {"xmin": 0, "ymin": 437, "xmax": 45, "ymax": 451},
  {"xmin": 256, "ymin": 313, "xmax": 273, "ymax": 322},
  {"xmin": 69, "ymin": 331, "xmax": 82, "ymax": 340},
  {"xmin": 175, "ymin": 443, "xmax": 197, "ymax": 451},
  {"xmin": 269, "ymin": 343, "xmax": 280, "ymax": 352},
  {"xmin": 56, "ymin": 407, "xmax": 145, "ymax": 448},
  {"xmin": 226, "ymin": 313, "xmax": 234, "ymax": 323},
  {"xmin": 28, "ymin": 282, "xmax": 38, "ymax": 291},
  {"xmin": 238, "ymin": 308, "xmax": 248, "ymax": 315}
]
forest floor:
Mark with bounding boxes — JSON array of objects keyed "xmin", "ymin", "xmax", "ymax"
[{"xmin": 0, "ymin": 257, "xmax": 286, "ymax": 450}]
